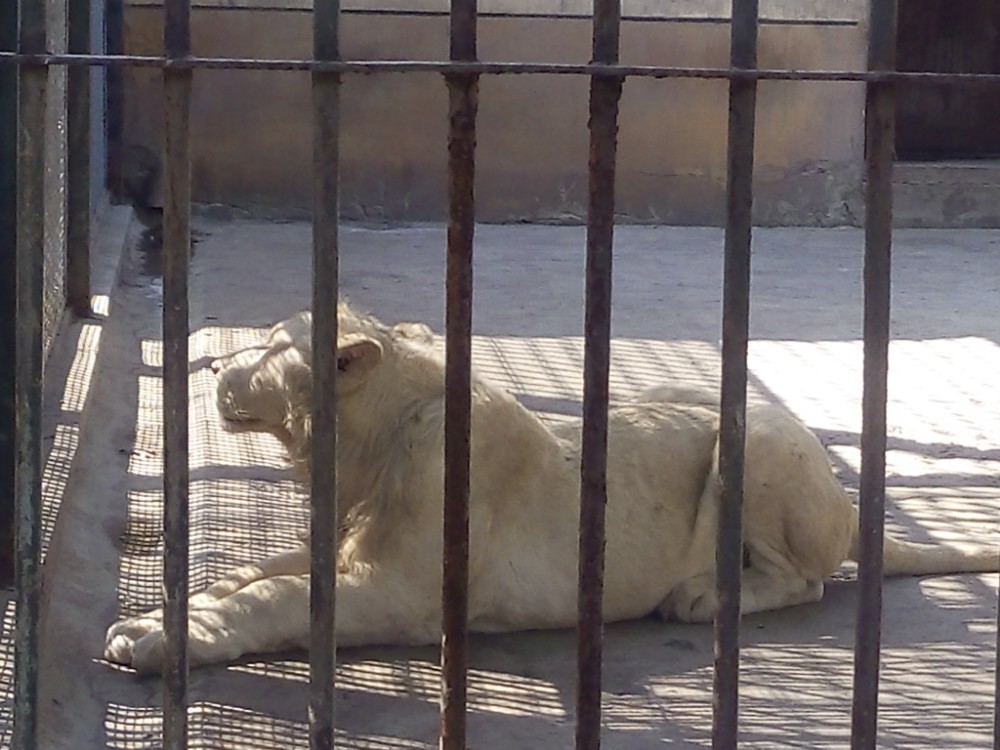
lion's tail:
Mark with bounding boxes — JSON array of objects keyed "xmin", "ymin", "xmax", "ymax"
[{"xmin": 847, "ymin": 506, "xmax": 999, "ymax": 576}]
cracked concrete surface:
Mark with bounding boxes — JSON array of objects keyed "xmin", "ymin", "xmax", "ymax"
[{"xmin": 28, "ymin": 213, "xmax": 1000, "ymax": 748}]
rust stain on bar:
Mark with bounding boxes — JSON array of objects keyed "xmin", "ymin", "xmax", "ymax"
[
  {"xmin": 576, "ymin": 2, "xmax": 621, "ymax": 749},
  {"xmin": 309, "ymin": 2, "xmax": 341, "ymax": 749},
  {"xmin": 713, "ymin": 1, "xmax": 758, "ymax": 748},
  {"xmin": 851, "ymin": 1, "xmax": 896, "ymax": 748},
  {"xmin": 14, "ymin": 0, "xmax": 47, "ymax": 745},
  {"xmin": 161, "ymin": 1, "xmax": 192, "ymax": 748},
  {"xmin": 441, "ymin": 4, "xmax": 477, "ymax": 749}
]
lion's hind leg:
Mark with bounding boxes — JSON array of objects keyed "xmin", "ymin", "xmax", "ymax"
[
  {"xmin": 739, "ymin": 566, "xmax": 824, "ymax": 616},
  {"xmin": 657, "ymin": 558, "xmax": 824, "ymax": 624},
  {"xmin": 657, "ymin": 571, "xmax": 719, "ymax": 623}
]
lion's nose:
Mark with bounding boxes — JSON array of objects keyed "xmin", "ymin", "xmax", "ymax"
[{"xmin": 211, "ymin": 359, "xmax": 223, "ymax": 375}]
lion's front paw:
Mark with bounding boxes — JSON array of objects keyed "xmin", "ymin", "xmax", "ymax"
[
  {"xmin": 104, "ymin": 611, "xmax": 164, "ymax": 670},
  {"xmin": 130, "ymin": 630, "xmax": 168, "ymax": 674},
  {"xmin": 105, "ymin": 608, "xmax": 245, "ymax": 674}
]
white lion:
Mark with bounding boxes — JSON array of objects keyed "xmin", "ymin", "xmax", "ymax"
[{"xmin": 104, "ymin": 303, "xmax": 998, "ymax": 673}]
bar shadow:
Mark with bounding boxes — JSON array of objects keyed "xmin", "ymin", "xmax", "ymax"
[{"xmin": 94, "ymin": 219, "xmax": 999, "ymax": 748}]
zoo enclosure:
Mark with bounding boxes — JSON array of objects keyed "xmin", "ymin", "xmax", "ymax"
[{"xmin": 5, "ymin": 0, "xmax": 1000, "ymax": 749}]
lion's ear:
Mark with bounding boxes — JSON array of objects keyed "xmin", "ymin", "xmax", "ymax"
[{"xmin": 336, "ymin": 335, "xmax": 383, "ymax": 376}]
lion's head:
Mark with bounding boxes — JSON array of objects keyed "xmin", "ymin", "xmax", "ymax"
[
  {"xmin": 212, "ymin": 304, "xmax": 437, "ymax": 481},
  {"xmin": 212, "ymin": 311, "xmax": 313, "ymax": 435}
]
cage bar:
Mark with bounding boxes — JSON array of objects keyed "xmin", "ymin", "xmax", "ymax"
[
  {"xmin": 0, "ymin": 0, "xmax": 16, "ymax": 592},
  {"xmin": 440, "ymin": 2, "xmax": 477, "ymax": 748},
  {"xmin": 66, "ymin": 0, "xmax": 91, "ymax": 317},
  {"xmin": 6, "ymin": 52, "xmax": 1000, "ymax": 87},
  {"xmin": 161, "ymin": 1, "xmax": 192, "ymax": 748},
  {"xmin": 713, "ymin": 1, "xmax": 758, "ymax": 747},
  {"xmin": 850, "ymin": 1, "xmax": 897, "ymax": 747},
  {"xmin": 14, "ymin": 0, "xmax": 47, "ymax": 746},
  {"xmin": 996, "ymin": 562, "xmax": 1000, "ymax": 748},
  {"xmin": 5, "ymin": 2, "xmax": 997, "ymax": 748},
  {"xmin": 309, "ymin": 1, "xmax": 341, "ymax": 749},
  {"xmin": 104, "ymin": 0, "xmax": 124, "ymax": 199},
  {"xmin": 575, "ymin": 2, "xmax": 622, "ymax": 749}
]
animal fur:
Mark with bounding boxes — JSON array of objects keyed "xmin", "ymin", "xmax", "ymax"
[{"xmin": 104, "ymin": 303, "xmax": 999, "ymax": 673}]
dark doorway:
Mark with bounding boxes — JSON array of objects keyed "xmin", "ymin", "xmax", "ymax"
[{"xmin": 896, "ymin": 0, "xmax": 1000, "ymax": 160}]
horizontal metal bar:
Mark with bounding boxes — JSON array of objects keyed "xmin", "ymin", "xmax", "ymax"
[{"xmin": 4, "ymin": 51, "xmax": 1000, "ymax": 85}]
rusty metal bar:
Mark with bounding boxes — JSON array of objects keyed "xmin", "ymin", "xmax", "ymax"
[
  {"xmin": 309, "ymin": 1, "xmax": 341, "ymax": 748},
  {"xmin": 161, "ymin": 0, "xmax": 192, "ymax": 748},
  {"xmin": 714, "ymin": 1, "xmax": 758, "ymax": 748},
  {"xmin": 14, "ymin": 0, "xmax": 47, "ymax": 746},
  {"xmin": 7, "ymin": 51, "xmax": 1000, "ymax": 86},
  {"xmin": 850, "ymin": 1, "xmax": 896, "ymax": 748},
  {"xmin": 66, "ymin": 0, "xmax": 92, "ymax": 317},
  {"xmin": 440, "ymin": 2, "xmax": 477, "ymax": 749},
  {"xmin": 575, "ymin": 2, "xmax": 621, "ymax": 749}
]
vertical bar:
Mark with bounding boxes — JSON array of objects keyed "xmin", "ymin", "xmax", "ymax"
[
  {"xmin": 440, "ymin": 2, "xmax": 477, "ymax": 749},
  {"xmin": 851, "ymin": 1, "xmax": 896, "ymax": 748},
  {"xmin": 713, "ymin": 2, "xmax": 758, "ymax": 748},
  {"xmin": 14, "ymin": 0, "xmax": 47, "ymax": 746},
  {"xmin": 161, "ymin": 1, "xmax": 191, "ymax": 748},
  {"xmin": 309, "ymin": 1, "xmax": 340, "ymax": 748},
  {"xmin": 0, "ymin": 0, "xmax": 19, "ymax": 589},
  {"xmin": 104, "ymin": 0, "xmax": 124, "ymax": 198},
  {"xmin": 67, "ymin": 0, "xmax": 92, "ymax": 316},
  {"xmin": 996, "ymin": 566, "xmax": 1000, "ymax": 750},
  {"xmin": 575, "ymin": 3, "xmax": 621, "ymax": 749}
]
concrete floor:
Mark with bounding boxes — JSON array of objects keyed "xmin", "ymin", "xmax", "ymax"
[{"xmin": 25, "ymin": 210, "xmax": 1000, "ymax": 748}]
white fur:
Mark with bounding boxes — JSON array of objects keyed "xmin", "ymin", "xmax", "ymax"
[{"xmin": 104, "ymin": 304, "xmax": 998, "ymax": 673}]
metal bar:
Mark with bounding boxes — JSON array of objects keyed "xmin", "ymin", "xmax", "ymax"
[
  {"xmin": 440, "ymin": 2, "xmax": 477, "ymax": 749},
  {"xmin": 996, "ymin": 569, "xmax": 1000, "ymax": 749},
  {"xmin": 161, "ymin": 1, "xmax": 192, "ymax": 748},
  {"xmin": 104, "ymin": 0, "xmax": 124, "ymax": 199},
  {"xmin": 309, "ymin": 1, "xmax": 340, "ymax": 748},
  {"xmin": 66, "ymin": 0, "xmax": 91, "ymax": 316},
  {"xmin": 713, "ymin": 1, "xmax": 758, "ymax": 748},
  {"xmin": 14, "ymin": 0, "xmax": 47, "ymax": 746},
  {"xmin": 575, "ymin": 2, "xmax": 621, "ymax": 749},
  {"xmin": 850, "ymin": 1, "xmax": 896, "ymax": 748},
  {"xmin": 5, "ymin": 51, "xmax": 1000, "ymax": 85},
  {"xmin": 0, "ymin": 0, "xmax": 18, "ymax": 589}
]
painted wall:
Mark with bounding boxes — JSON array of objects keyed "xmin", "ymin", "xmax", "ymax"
[{"xmin": 121, "ymin": 4, "xmax": 868, "ymax": 225}]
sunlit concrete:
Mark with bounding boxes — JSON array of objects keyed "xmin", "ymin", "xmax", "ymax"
[{"xmin": 33, "ymin": 216, "xmax": 1000, "ymax": 748}]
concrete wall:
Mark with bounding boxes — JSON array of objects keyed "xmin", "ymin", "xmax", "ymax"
[{"xmin": 121, "ymin": 3, "xmax": 868, "ymax": 225}]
